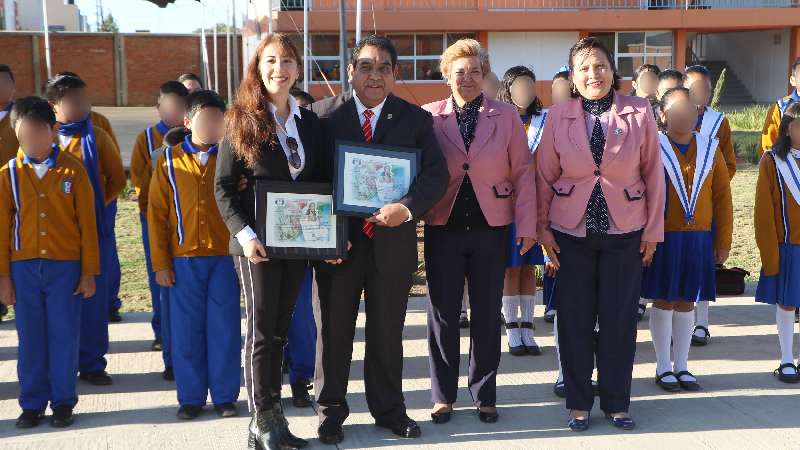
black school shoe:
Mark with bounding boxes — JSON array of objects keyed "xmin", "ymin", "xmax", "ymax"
[
  {"xmin": 375, "ymin": 415, "xmax": 421, "ymax": 438},
  {"xmin": 214, "ymin": 403, "xmax": 238, "ymax": 417},
  {"xmin": 162, "ymin": 367, "xmax": 175, "ymax": 381},
  {"xmin": 290, "ymin": 379, "xmax": 313, "ymax": 408},
  {"xmin": 553, "ymin": 380, "xmax": 566, "ymax": 398},
  {"xmin": 16, "ymin": 410, "xmax": 45, "ymax": 429},
  {"xmin": 151, "ymin": 338, "xmax": 162, "ymax": 351},
  {"xmin": 655, "ymin": 371, "xmax": 681, "ymax": 392},
  {"xmin": 675, "ymin": 371, "xmax": 701, "ymax": 391},
  {"xmin": 691, "ymin": 326, "xmax": 710, "ymax": 346},
  {"xmin": 109, "ymin": 310, "xmax": 122, "ymax": 323},
  {"xmin": 50, "ymin": 405, "xmax": 74, "ymax": 428},
  {"xmin": 774, "ymin": 363, "xmax": 800, "ymax": 383},
  {"xmin": 177, "ymin": 405, "xmax": 203, "ymax": 420},
  {"xmin": 80, "ymin": 371, "xmax": 113, "ymax": 386}
]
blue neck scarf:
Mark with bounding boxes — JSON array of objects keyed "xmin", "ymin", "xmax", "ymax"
[
  {"xmin": 792, "ymin": 90, "xmax": 800, "ymax": 102},
  {"xmin": 155, "ymin": 120, "xmax": 170, "ymax": 136},
  {"xmin": 181, "ymin": 135, "xmax": 218, "ymax": 156},
  {"xmin": 23, "ymin": 144, "xmax": 60, "ymax": 167},
  {"xmin": 59, "ymin": 115, "xmax": 106, "ymax": 236}
]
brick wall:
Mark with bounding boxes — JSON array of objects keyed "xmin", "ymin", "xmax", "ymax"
[{"xmin": 0, "ymin": 31, "xmax": 242, "ymax": 106}]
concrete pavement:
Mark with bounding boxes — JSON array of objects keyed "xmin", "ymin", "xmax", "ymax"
[{"xmin": 1, "ymin": 286, "xmax": 799, "ymax": 449}]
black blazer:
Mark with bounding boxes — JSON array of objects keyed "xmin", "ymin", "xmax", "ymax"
[
  {"xmin": 215, "ymin": 107, "xmax": 326, "ymax": 256},
  {"xmin": 310, "ymin": 93, "xmax": 449, "ymax": 273}
]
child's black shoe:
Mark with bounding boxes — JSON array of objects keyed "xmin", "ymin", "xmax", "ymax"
[
  {"xmin": 16, "ymin": 410, "xmax": 44, "ymax": 429},
  {"xmin": 50, "ymin": 406, "xmax": 74, "ymax": 428}
]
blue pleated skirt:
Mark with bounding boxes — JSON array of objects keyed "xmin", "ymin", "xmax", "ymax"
[
  {"xmin": 756, "ymin": 243, "xmax": 800, "ymax": 307},
  {"xmin": 507, "ymin": 222, "xmax": 544, "ymax": 267},
  {"xmin": 641, "ymin": 231, "xmax": 716, "ymax": 302}
]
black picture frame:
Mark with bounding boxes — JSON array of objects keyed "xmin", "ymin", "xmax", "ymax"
[
  {"xmin": 333, "ymin": 140, "xmax": 420, "ymax": 217},
  {"xmin": 254, "ymin": 181, "xmax": 348, "ymax": 260}
]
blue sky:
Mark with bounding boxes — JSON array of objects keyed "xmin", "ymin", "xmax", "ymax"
[{"xmin": 72, "ymin": 0, "xmax": 236, "ymax": 34}]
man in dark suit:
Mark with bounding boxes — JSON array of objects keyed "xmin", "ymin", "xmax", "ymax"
[{"xmin": 310, "ymin": 35, "xmax": 449, "ymax": 444}]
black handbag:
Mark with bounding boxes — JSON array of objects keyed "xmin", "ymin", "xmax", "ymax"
[{"xmin": 715, "ymin": 264, "xmax": 750, "ymax": 296}]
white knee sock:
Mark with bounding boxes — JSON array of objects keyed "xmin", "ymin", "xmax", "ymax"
[
  {"xmin": 520, "ymin": 294, "xmax": 537, "ymax": 347},
  {"xmin": 554, "ymin": 313, "xmax": 563, "ymax": 383},
  {"xmin": 777, "ymin": 307, "xmax": 795, "ymax": 369},
  {"xmin": 502, "ymin": 295, "xmax": 522, "ymax": 347},
  {"xmin": 694, "ymin": 301, "xmax": 710, "ymax": 336},
  {"xmin": 649, "ymin": 307, "xmax": 676, "ymax": 382},
  {"xmin": 672, "ymin": 310, "xmax": 695, "ymax": 379}
]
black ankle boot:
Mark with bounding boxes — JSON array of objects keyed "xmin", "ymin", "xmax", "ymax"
[
  {"xmin": 273, "ymin": 403, "xmax": 309, "ymax": 448},
  {"xmin": 248, "ymin": 412, "xmax": 296, "ymax": 450}
]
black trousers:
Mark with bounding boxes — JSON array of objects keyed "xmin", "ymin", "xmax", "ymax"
[
  {"xmin": 234, "ymin": 256, "xmax": 307, "ymax": 414},
  {"xmin": 312, "ymin": 236, "xmax": 413, "ymax": 425},
  {"xmin": 424, "ymin": 225, "xmax": 509, "ymax": 407},
  {"xmin": 553, "ymin": 229, "xmax": 642, "ymax": 414}
]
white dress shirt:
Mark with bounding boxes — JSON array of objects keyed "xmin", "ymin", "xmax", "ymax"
[
  {"xmin": 270, "ymin": 95, "xmax": 306, "ymax": 180},
  {"xmin": 58, "ymin": 134, "xmax": 72, "ymax": 149}
]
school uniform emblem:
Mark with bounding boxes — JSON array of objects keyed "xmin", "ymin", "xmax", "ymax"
[{"xmin": 61, "ymin": 176, "xmax": 73, "ymax": 194}]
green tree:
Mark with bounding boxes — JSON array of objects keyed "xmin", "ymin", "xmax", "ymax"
[
  {"xmin": 711, "ymin": 67, "xmax": 726, "ymax": 110},
  {"xmin": 98, "ymin": 13, "xmax": 119, "ymax": 33}
]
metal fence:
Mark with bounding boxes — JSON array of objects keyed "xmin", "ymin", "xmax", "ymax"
[{"xmin": 278, "ymin": 0, "xmax": 797, "ymax": 10}]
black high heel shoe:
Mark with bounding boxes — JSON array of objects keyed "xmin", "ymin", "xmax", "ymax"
[
  {"xmin": 273, "ymin": 403, "xmax": 308, "ymax": 448},
  {"xmin": 567, "ymin": 412, "xmax": 590, "ymax": 432},
  {"xmin": 477, "ymin": 407, "xmax": 498, "ymax": 423},
  {"xmin": 431, "ymin": 406, "xmax": 453, "ymax": 424}
]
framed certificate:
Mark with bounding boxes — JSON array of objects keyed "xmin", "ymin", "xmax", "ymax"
[
  {"xmin": 254, "ymin": 181, "xmax": 348, "ymax": 260},
  {"xmin": 334, "ymin": 140, "xmax": 420, "ymax": 217}
]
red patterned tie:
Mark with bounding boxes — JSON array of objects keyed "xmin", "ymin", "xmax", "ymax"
[{"xmin": 361, "ymin": 109, "xmax": 375, "ymax": 239}]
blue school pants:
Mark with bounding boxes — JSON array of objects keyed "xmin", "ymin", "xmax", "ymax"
[
  {"xmin": 12, "ymin": 259, "xmax": 83, "ymax": 411},
  {"xmin": 171, "ymin": 256, "xmax": 241, "ymax": 407},
  {"xmin": 79, "ymin": 233, "xmax": 113, "ymax": 374},
  {"xmin": 284, "ymin": 267, "xmax": 316, "ymax": 384},
  {"xmin": 139, "ymin": 213, "xmax": 161, "ymax": 340},
  {"xmin": 106, "ymin": 200, "xmax": 122, "ymax": 313}
]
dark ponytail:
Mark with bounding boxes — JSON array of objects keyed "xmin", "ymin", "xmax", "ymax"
[{"xmin": 773, "ymin": 102, "xmax": 800, "ymax": 160}]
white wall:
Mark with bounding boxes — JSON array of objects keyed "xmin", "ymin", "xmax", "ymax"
[
  {"xmin": 17, "ymin": 0, "xmax": 81, "ymax": 32},
  {"xmin": 487, "ymin": 31, "xmax": 579, "ymax": 81},
  {"xmin": 703, "ymin": 30, "xmax": 789, "ymax": 103}
]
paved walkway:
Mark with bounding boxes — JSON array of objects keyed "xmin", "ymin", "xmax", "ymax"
[{"xmin": 1, "ymin": 285, "xmax": 799, "ymax": 449}]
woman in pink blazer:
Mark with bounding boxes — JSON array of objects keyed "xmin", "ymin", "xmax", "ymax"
[
  {"xmin": 536, "ymin": 37, "xmax": 665, "ymax": 432},
  {"xmin": 421, "ymin": 39, "xmax": 536, "ymax": 425}
]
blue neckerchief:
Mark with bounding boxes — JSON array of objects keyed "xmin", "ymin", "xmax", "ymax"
[
  {"xmin": 181, "ymin": 135, "xmax": 218, "ymax": 156},
  {"xmin": 59, "ymin": 115, "xmax": 106, "ymax": 236},
  {"xmin": 520, "ymin": 114, "xmax": 530, "ymax": 125},
  {"xmin": 669, "ymin": 136, "xmax": 693, "ymax": 155},
  {"xmin": 792, "ymin": 90, "xmax": 800, "ymax": 102},
  {"xmin": 23, "ymin": 144, "xmax": 60, "ymax": 168},
  {"xmin": 694, "ymin": 108, "xmax": 704, "ymax": 131},
  {"xmin": 155, "ymin": 120, "xmax": 170, "ymax": 136},
  {"xmin": 2, "ymin": 101, "xmax": 13, "ymax": 113}
]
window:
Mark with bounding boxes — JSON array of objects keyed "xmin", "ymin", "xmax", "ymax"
[
  {"xmin": 387, "ymin": 33, "xmax": 477, "ymax": 82},
  {"xmin": 289, "ymin": 33, "xmax": 357, "ymax": 82},
  {"xmin": 289, "ymin": 32, "xmax": 476, "ymax": 83},
  {"xmin": 589, "ymin": 32, "xmax": 673, "ymax": 79}
]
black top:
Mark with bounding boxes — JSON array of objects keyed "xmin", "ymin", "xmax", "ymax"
[
  {"xmin": 444, "ymin": 95, "xmax": 490, "ymax": 232},
  {"xmin": 310, "ymin": 92, "xmax": 449, "ymax": 274},
  {"xmin": 582, "ymin": 90, "xmax": 614, "ymax": 234},
  {"xmin": 214, "ymin": 107, "xmax": 327, "ymax": 256}
]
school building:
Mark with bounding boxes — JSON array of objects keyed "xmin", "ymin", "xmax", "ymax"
[{"xmin": 256, "ymin": 0, "xmax": 800, "ymax": 106}]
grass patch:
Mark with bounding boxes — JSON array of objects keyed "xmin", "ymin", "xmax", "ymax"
[
  {"xmin": 733, "ymin": 130, "xmax": 761, "ymax": 165},
  {"xmin": 727, "ymin": 105, "xmax": 769, "ymax": 132},
  {"xmin": 727, "ymin": 163, "xmax": 760, "ymax": 282}
]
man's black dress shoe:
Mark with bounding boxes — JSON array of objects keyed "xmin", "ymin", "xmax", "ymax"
[
  {"xmin": 376, "ymin": 415, "xmax": 421, "ymax": 438},
  {"xmin": 317, "ymin": 421, "xmax": 344, "ymax": 445}
]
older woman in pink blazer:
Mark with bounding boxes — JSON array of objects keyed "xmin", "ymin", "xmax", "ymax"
[
  {"xmin": 421, "ymin": 39, "xmax": 536, "ymax": 425},
  {"xmin": 536, "ymin": 38, "xmax": 664, "ymax": 432}
]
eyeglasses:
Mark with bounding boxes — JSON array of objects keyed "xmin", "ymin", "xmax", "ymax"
[{"xmin": 286, "ymin": 136, "xmax": 301, "ymax": 169}]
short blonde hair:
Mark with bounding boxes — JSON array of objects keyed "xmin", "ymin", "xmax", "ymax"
[{"xmin": 440, "ymin": 38, "xmax": 491, "ymax": 80}]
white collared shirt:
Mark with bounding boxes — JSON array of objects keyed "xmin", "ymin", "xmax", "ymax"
[
  {"xmin": 58, "ymin": 134, "xmax": 72, "ymax": 149},
  {"xmin": 353, "ymin": 94, "xmax": 386, "ymax": 137},
  {"xmin": 270, "ymin": 95, "xmax": 305, "ymax": 180}
]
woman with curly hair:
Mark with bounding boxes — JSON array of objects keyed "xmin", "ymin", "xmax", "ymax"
[{"xmin": 214, "ymin": 33, "xmax": 326, "ymax": 450}]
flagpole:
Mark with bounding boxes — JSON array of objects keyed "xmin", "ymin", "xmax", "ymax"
[
  {"xmin": 42, "ymin": 0, "xmax": 52, "ymax": 79},
  {"xmin": 226, "ymin": 0, "xmax": 233, "ymax": 103},
  {"xmin": 303, "ymin": 0, "xmax": 309, "ymax": 92},
  {"xmin": 213, "ymin": 0, "xmax": 219, "ymax": 92}
]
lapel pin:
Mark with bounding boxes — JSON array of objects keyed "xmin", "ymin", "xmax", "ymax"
[
  {"xmin": 387, "ymin": 114, "xmax": 393, "ymax": 120},
  {"xmin": 613, "ymin": 128, "xmax": 623, "ymax": 136}
]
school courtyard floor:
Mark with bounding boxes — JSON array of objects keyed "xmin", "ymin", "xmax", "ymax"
[{"xmin": 1, "ymin": 288, "xmax": 799, "ymax": 450}]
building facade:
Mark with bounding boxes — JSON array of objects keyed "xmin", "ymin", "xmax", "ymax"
[
  {"xmin": 246, "ymin": 0, "xmax": 800, "ymax": 105},
  {"xmin": 12, "ymin": 0, "xmax": 87, "ymax": 32}
]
